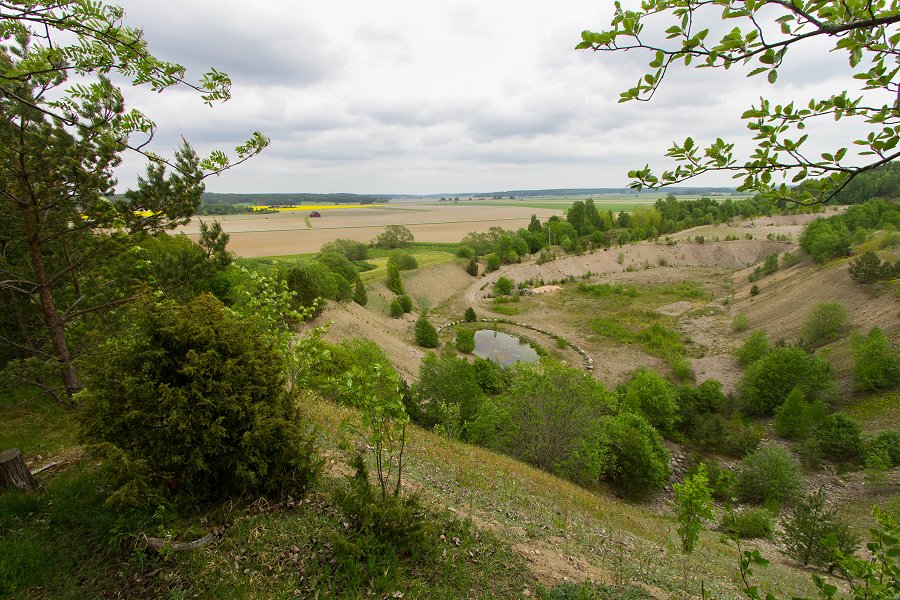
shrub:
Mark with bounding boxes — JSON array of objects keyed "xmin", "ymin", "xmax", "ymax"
[
  {"xmin": 868, "ymin": 429, "xmax": 900, "ymax": 467},
  {"xmin": 721, "ymin": 420, "xmax": 764, "ymax": 458},
  {"xmin": 318, "ymin": 251, "xmax": 361, "ymax": 284},
  {"xmin": 470, "ymin": 360, "xmax": 615, "ymax": 480},
  {"xmin": 774, "ymin": 388, "xmax": 827, "ymax": 440},
  {"xmin": 374, "ymin": 224, "xmax": 414, "ymax": 249},
  {"xmin": 734, "ymin": 330, "xmax": 770, "ymax": 367},
  {"xmin": 456, "ymin": 245, "xmax": 474, "ymax": 258},
  {"xmin": 851, "ymin": 327, "xmax": 900, "ymax": 391},
  {"xmin": 848, "ymin": 250, "xmax": 892, "ymax": 283},
  {"xmin": 736, "ymin": 444, "xmax": 801, "ymax": 506},
  {"xmin": 705, "ymin": 463, "xmax": 737, "ymax": 502},
  {"xmin": 721, "ymin": 507, "xmax": 774, "ymax": 539},
  {"xmin": 673, "ymin": 463, "xmax": 713, "ymax": 553},
  {"xmin": 398, "ymin": 295, "xmax": 414, "ymax": 313},
  {"xmin": 387, "ymin": 250, "xmax": 418, "ymax": 271},
  {"xmin": 815, "ymin": 413, "xmax": 863, "ymax": 462},
  {"xmin": 799, "ymin": 217, "xmax": 851, "ymax": 264},
  {"xmin": 455, "ymin": 329, "xmax": 475, "ymax": 354},
  {"xmin": 80, "ymin": 295, "xmax": 321, "ymax": 507},
  {"xmin": 415, "ymin": 316, "xmax": 439, "ymax": 348},
  {"xmin": 389, "ymin": 298, "xmax": 404, "ymax": 318},
  {"xmin": 493, "ymin": 276, "xmax": 514, "ymax": 296},
  {"xmin": 602, "ymin": 412, "xmax": 670, "ymax": 499},
  {"xmin": 799, "ymin": 302, "xmax": 848, "ymax": 347},
  {"xmin": 485, "ymin": 253, "xmax": 501, "ymax": 272},
  {"xmin": 410, "ymin": 351, "xmax": 483, "ymax": 433},
  {"xmin": 334, "ymin": 273, "xmax": 353, "ymax": 302},
  {"xmin": 321, "ymin": 238, "xmax": 368, "ymax": 261},
  {"xmin": 286, "ymin": 261, "xmax": 338, "ymax": 315},
  {"xmin": 738, "ymin": 346, "xmax": 835, "ymax": 416},
  {"xmin": 464, "ymin": 307, "xmax": 476, "ymax": 322},
  {"xmin": 750, "ymin": 284, "xmax": 759, "ymax": 296},
  {"xmin": 465, "ymin": 257, "xmax": 479, "ymax": 276},
  {"xmin": 782, "ymin": 488, "xmax": 860, "ymax": 568},
  {"xmin": 731, "ymin": 314, "xmax": 749, "ymax": 332},
  {"xmin": 353, "ymin": 279, "xmax": 367, "ymax": 306},
  {"xmin": 386, "ymin": 262, "xmax": 404, "ymax": 295},
  {"xmin": 620, "ymin": 368, "xmax": 680, "ymax": 435}
]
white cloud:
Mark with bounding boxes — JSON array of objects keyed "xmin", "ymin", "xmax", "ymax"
[{"xmin": 107, "ymin": 0, "xmax": 873, "ymax": 194}]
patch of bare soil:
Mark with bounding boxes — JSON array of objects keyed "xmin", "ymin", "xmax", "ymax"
[
  {"xmin": 530, "ymin": 285, "xmax": 561, "ymax": 295},
  {"xmin": 730, "ymin": 257, "xmax": 900, "ymax": 342},
  {"xmin": 467, "ymin": 238, "xmax": 789, "ymax": 304},
  {"xmin": 401, "ymin": 262, "xmax": 473, "ymax": 311},
  {"xmin": 308, "ymin": 300, "xmax": 425, "ymax": 381},
  {"xmin": 656, "ymin": 300, "xmax": 695, "ymax": 316}
]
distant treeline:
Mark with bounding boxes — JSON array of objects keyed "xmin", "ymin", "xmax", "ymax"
[
  {"xmin": 201, "ymin": 193, "xmax": 392, "ymax": 206},
  {"xmin": 443, "ymin": 187, "xmax": 740, "ymax": 199},
  {"xmin": 797, "ymin": 162, "xmax": 900, "ymax": 204}
]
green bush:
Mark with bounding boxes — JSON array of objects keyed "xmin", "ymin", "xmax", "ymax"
[
  {"xmin": 455, "ymin": 329, "xmax": 475, "ymax": 354},
  {"xmin": 387, "ymin": 250, "xmax": 418, "ymax": 271},
  {"xmin": 734, "ymin": 330, "xmax": 770, "ymax": 367},
  {"xmin": 465, "ymin": 257, "xmax": 479, "ymax": 276},
  {"xmin": 815, "ymin": 413, "xmax": 863, "ymax": 462},
  {"xmin": 409, "ymin": 351, "xmax": 483, "ymax": 434},
  {"xmin": 398, "ymin": 295, "xmax": 414, "ymax": 313},
  {"xmin": 704, "ymin": 462, "xmax": 737, "ymax": 502},
  {"xmin": 353, "ymin": 279, "xmax": 367, "ymax": 306},
  {"xmin": 389, "ymin": 298, "xmax": 404, "ymax": 318},
  {"xmin": 868, "ymin": 429, "xmax": 900, "ymax": 467},
  {"xmin": 286, "ymin": 261, "xmax": 338, "ymax": 315},
  {"xmin": 318, "ymin": 251, "xmax": 361, "ymax": 284},
  {"xmin": 80, "ymin": 295, "xmax": 321, "ymax": 507},
  {"xmin": 738, "ymin": 346, "xmax": 835, "ymax": 416},
  {"xmin": 415, "ymin": 316, "xmax": 439, "ymax": 348},
  {"xmin": 485, "ymin": 253, "xmax": 501, "ymax": 272},
  {"xmin": 602, "ymin": 412, "xmax": 670, "ymax": 499},
  {"xmin": 321, "ymin": 238, "xmax": 368, "ymax": 261},
  {"xmin": 469, "ymin": 360, "xmax": 615, "ymax": 481},
  {"xmin": 731, "ymin": 314, "xmax": 749, "ymax": 332},
  {"xmin": 799, "ymin": 217, "xmax": 851, "ymax": 264},
  {"xmin": 386, "ymin": 262, "xmax": 404, "ymax": 295},
  {"xmin": 782, "ymin": 488, "xmax": 860, "ymax": 567},
  {"xmin": 620, "ymin": 368, "xmax": 680, "ymax": 435},
  {"xmin": 849, "ymin": 250, "xmax": 892, "ymax": 283},
  {"xmin": 464, "ymin": 307, "xmax": 476, "ymax": 322},
  {"xmin": 736, "ymin": 444, "xmax": 801, "ymax": 506},
  {"xmin": 774, "ymin": 387, "xmax": 828, "ymax": 440},
  {"xmin": 799, "ymin": 302, "xmax": 848, "ymax": 347},
  {"xmin": 721, "ymin": 507, "xmax": 774, "ymax": 539},
  {"xmin": 456, "ymin": 245, "xmax": 474, "ymax": 258},
  {"xmin": 851, "ymin": 327, "xmax": 900, "ymax": 392},
  {"xmin": 750, "ymin": 284, "xmax": 759, "ymax": 296},
  {"xmin": 493, "ymin": 276, "xmax": 514, "ymax": 296}
]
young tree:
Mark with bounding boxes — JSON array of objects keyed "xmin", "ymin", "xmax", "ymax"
[
  {"xmin": 0, "ymin": 3, "xmax": 266, "ymax": 401},
  {"xmin": 374, "ymin": 224, "xmax": 414, "ymax": 249},
  {"xmin": 849, "ymin": 251, "xmax": 891, "ymax": 284},
  {"xmin": 800, "ymin": 302, "xmax": 848, "ymax": 348},
  {"xmin": 851, "ymin": 327, "xmax": 900, "ymax": 392},
  {"xmin": 578, "ymin": 1, "xmax": 900, "ymax": 205},
  {"xmin": 414, "ymin": 316, "xmax": 439, "ymax": 348},
  {"xmin": 782, "ymin": 488, "xmax": 859, "ymax": 568},
  {"xmin": 674, "ymin": 463, "xmax": 714, "ymax": 553},
  {"xmin": 466, "ymin": 256, "xmax": 479, "ymax": 276},
  {"xmin": 386, "ymin": 262, "xmax": 405, "ymax": 295},
  {"xmin": 353, "ymin": 279, "xmax": 368, "ymax": 306},
  {"xmin": 464, "ymin": 307, "xmax": 477, "ymax": 322}
]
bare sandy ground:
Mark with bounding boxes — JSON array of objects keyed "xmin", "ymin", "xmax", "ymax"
[{"xmin": 178, "ymin": 204, "xmax": 563, "ymax": 257}]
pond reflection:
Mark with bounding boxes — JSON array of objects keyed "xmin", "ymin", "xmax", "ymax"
[{"xmin": 473, "ymin": 330, "xmax": 539, "ymax": 367}]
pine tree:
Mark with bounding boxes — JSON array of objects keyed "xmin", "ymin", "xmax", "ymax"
[
  {"xmin": 415, "ymin": 316, "xmax": 439, "ymax": 348},
  {"xmin": 386, "ymin": 262, "xmax": 404, "ymax": 295},
  {"xmin": 353, "ymin": 280, "xmax": 368, "ymax": 306}
]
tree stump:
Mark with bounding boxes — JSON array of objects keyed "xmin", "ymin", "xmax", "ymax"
[{"xmin": 0, "ymin": 448, "xmax": 40, "ymax": 491}]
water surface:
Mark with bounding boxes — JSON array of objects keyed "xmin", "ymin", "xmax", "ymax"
[{"xmin": 473, "ymin": 329, "xmax": 539, "ymax": 367}]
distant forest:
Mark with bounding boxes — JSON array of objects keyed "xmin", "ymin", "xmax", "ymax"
[
  {"xmin": 201, "ymin": 192, "xmax": 393, "ymax": 205},
  {"xmin": 820, "ymin": 162, "xmax": 900, "ymax": 204}
]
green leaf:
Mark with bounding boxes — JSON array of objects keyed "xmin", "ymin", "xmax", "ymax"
[{"xmin": 767, "ymin": 70, "xmax": 778, "ymax": 84}]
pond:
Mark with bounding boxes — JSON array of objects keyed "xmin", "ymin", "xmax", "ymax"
[{"xmin": 473, "ymin": 329, "xmax": 539, "ymax": 367}]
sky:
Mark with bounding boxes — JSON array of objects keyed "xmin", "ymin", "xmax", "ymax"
[{"xmin": 110, "ymin": 1, "xmax": 868, "ymax": 195}]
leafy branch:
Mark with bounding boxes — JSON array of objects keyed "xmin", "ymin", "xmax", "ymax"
[{"xmin": 578, "ymin": 0, "xmax": 900, "ymax": 204}]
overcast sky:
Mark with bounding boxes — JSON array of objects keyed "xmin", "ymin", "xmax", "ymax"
[{"xmin": 112, "ymin": 1, "xmax": 865, "ymax": 195}]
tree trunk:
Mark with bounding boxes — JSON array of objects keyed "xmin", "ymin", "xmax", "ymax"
[
  {"xmin": 0, "ymin": 448, "xmax": 40, "ymax": 491},
  {"xmin": 21, "ymin": 200, "xmax": 82, "ymax": 400}
]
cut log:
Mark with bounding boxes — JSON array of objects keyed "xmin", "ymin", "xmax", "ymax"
[{"xmin": 0, "ymin": 448, "xmax": 40, "ymax": 491}]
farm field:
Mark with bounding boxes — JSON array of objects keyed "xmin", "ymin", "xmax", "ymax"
[{"xmin": 178, "ymin": 203, "xmax": 564, "ymax": 257}]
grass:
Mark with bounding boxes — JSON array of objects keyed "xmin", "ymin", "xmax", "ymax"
[
  {"xmin": 844, "ymin": 389, "xmax": 900, "ymax": 432},
  {"xmin": 360, "ymin": 250, "xmax": 458, "ymax": 282},
  {"xmin": 304, "ymin": 216, "xmax": 312, "ymax": 229},
  {"xmin": 0, "ymin": 386, "xmax": 78, "ymax": 459},
  {"xmin": 2, "ymin": 382, "xmax": 881, "ymax": 600}
]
